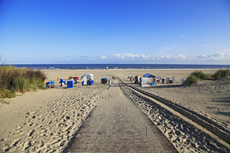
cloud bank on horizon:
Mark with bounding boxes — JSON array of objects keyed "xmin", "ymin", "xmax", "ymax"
[
  {"xmin": 54, "ymin": 49, "xmax": 230, "ymax": 64},
  {"xmin": 0, "ymin": 0, "xmax": 230, "ymax": 64}
]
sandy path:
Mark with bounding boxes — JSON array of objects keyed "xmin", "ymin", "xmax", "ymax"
[
  {"xmin": 67, "ymin": 80, "xmax": 177, "ymax": 152},
  {"xmin": 0, "ymin": 85, "xmax": 107, "ymax": 153}
]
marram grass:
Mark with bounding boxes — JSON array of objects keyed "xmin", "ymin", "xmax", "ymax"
[
  {"xmin": 185, "ymin": 69, "xmax": 229, "ymax": 85},
  {"xmin": 212, "ymin": 69, "xmax": 230, "ymax": 79},
  {"xmin": 0, "ymin": 66, "xmax": 46, "ymax": 98},
  {"xmin": 190, "ymin": 71, "xmax": 211, "ymax": 80}
]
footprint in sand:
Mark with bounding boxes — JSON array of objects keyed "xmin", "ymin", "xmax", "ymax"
[
  {"xmin": 21, "ymin": 141, "xmax": 31, "ymax": 151},
  {"xmin": 9, "ymin": 138, "xmax": 21, "ymax": 147},
  {"xmin": 28, "ymin": 129, "xmax": 35, "ymax": 137}
]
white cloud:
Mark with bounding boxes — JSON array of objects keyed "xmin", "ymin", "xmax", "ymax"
[
  {"xmin": 196, "ymin": 52, "xmax": 230, "ymax": 61},
  {"xmin": 113, "ymin": 54, "xmax": 122, "ymax": 58},
  {"xmin": 146, "ymin": 55, "xmax": 154, "ymax": 60},
  {"xmin": 101, "ymin": 56, "xmax": 107, "ymax": 59},
  {"xmin": 122, "ymin": 53, "xmax": 135, "ymax": 58},
  {"xmin": 111, "ymin": 53, "xmax": 154, "ymax": 61},
  {"xmin": 121, "ymin": 53, "xmax": 141, "ymax": 58},
  {"xmin": 156, "ymin": 54, "xmax": 187, "ymax": 61},
  {"xmin": 107, "ymin": 53, "xmax": 188, "ymax": 62},
  {"xmin": 112, "ymin": 53, "xmax": 130, "ymax": 59},
  {"xmin": 53, "ymin": 51, "xmax": 229, "ymax": 64},
  {"xmin": 177, "ymin": 54, "xmax": 187, "ymax": 60}
]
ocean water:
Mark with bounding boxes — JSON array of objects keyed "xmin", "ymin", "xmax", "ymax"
[{"xmin": 6, "ymin": 64, "xmax": 230, "ymax": 70}]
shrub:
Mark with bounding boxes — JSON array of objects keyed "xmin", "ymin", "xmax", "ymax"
[
  {"xmin": 30, "ymin": 76, "xmax": 46, "ymax": 91},
  {"xmin": 14, "ymin": 76, "xmax": 30, "ymax": 93},
  {"xmin": 191, "ymin": 71, "xmax": 211, "ymax": 80},
  {"xmin": 0, "ymin": 66, "xmax": 47, "ymax": 98},
  {"xmin": 0, "ymin": 89, "xmax": 16, "ymax": 98},
  {"xmin": 184, "ymin": 69, "xmax": 230, "ymax": 85},
  {"xmin": 184, "ymin": 75, "xmax": 200, "ymax": 85},
  {"xmin": 212, "ymin": 69, "xmax": 230, "ymax": 79}
]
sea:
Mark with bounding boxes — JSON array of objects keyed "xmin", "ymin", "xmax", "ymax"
[{"xmin": 5, "ymin": 64, "xmax": 230, "ymax": 70}]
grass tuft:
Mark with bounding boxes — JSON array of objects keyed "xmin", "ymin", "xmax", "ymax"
[
  {"xmin": 184, "ymin": 69, "xmax": 229, "ymax": 85},
  {"xmin": 0, "ymin": 66, "xmax": 46, "ymax": 98},
  {"xmin": 212, "ymin": 69, "xmax": 230, "ymax": 79},
  {"xmin": 184, "ymin": 75, "xmax": 200, "ymax": 85},
  {"xmin": 191, "ymin": 71, "xmax": 211, "ymax": 80},
  {"xmin": 0, "ymin": 89, "xmax": 16, "ymax": 98}
]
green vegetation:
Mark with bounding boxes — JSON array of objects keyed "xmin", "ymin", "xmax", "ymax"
[
  {"xmin": 190, "ymin": 71, "xmax": 211, "ymax": 80},
  {"xmin": 0, "ymin": 89, "xmax": 16, "ymax": 98},
  {"xmin": 184, "ymin": 75, "xmax": 200, "ymax": 85},
  {"xmin": 212, "ymin": 69, "xmax": 230, "ymax": 79},
  {"xmin": 0, "ymin": 66, "xmax": 46, "ymax": 98},
  {"xmin": 184, "ymin": 69, "xmax": 230, "ymax": 85}
]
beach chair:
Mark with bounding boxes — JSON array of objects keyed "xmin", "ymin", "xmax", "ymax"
[
  {"xmin": 168, "ymin": 78, "xmax": 173, "ymax": 84},
  {"xmin": 87, "ymin": 80, "xmax": 94, "ymax": 85},
  {"xmin": 130, "ymin": 76, "xmax": 133, "ymax": 81},
  {"xmin": 73, "ymin": 77, "xmax": 79, "ymax": 84},
  {"xmin": 60, "ymin": 79, "xmax": 66, "ymax": 86},
  {"xmin": 67, "ymin": 80, "xmax": 73, "ymax": 88},
  {"xmin": 156, "ymin": 77, "xmax": 161, "ymax": 83},
  {"xmin": 167, "ymin": 77, "xmax": 175, "ymax": 84},
  {"xmin": 73, "ymin": 79, "xmax": 77, "ymax": 84},
  {"xmin": 131, "ymin": 77, "xmax": 135, "ymax": 83},
  {"xmin": 101, "ymin": 78, "xmax": 107, "ymax": 84},
  {"xmin": 162, "ymin": 78, "xmax": 169, "ymax": 84},
  {"xmin": 140, "ymin": 77, "xmax": 150, "ymax": 87},
  {"xmin": 46, "ymin": 81, "xmax": 55, "ymax": 88},
  {"xmin": 135, "ymin": 76, "xmax": 140, "ymax": 84},
  {"xmin": 82, "ymin": 76, "xmax": 87, "ymax": 86}
]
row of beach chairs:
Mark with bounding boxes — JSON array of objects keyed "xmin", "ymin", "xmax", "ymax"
[{"xmin": 127, "ymin": 76, "xmax": 175, "ymax": 85}]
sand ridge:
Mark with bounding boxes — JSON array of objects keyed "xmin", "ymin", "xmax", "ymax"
[{"xmin": 119, "ymin": 80, "xmax": 230, "ymax": 152}]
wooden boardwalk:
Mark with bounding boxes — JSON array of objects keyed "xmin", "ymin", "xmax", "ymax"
[{"xmin": 67, "ymin": 81, "xmax": 178, "ymax": 153}]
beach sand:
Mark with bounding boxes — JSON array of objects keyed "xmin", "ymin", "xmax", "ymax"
[{"xmin": 0, "ymin": 69, "xmax": 229, "ymax": 152}]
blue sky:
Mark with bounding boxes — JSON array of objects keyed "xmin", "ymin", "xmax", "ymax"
[{"xmin": 0, "ymin": 0, "xmax": 230, "ymax": 64}]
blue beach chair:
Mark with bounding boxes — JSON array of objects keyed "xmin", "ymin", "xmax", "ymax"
[{"xmin": 59, "ymin": 79, "xmax": 66, "ymax": 86}]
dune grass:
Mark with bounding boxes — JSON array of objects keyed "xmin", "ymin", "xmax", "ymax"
[
  {"xmin": 185, "ymin": 69, "xmax": 230, "ymax": 85},
  {"xmin": 0, "ymin": 66, "xmax": 46, "ymax": 98},
  {"xmin": 212, "ymin": 69, "xmax": 230, "ymax": 79},
  {"xmin": 190, "ymin": 71, "xmax": 211, "ymax": 80},
  {"xmin": 184, "ymin": 75, "xmax": 200, "ymax": 85}
]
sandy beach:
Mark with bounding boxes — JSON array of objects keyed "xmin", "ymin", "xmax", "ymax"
[{"xmin": 0, "ymin": 69, "xmax": 229, "ymax": 152}]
